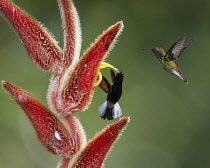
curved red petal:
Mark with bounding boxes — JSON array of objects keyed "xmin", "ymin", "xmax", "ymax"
[
  {"xmin": 0, "ymin": 0, "xmax": 63, "ymax": 71},
  {"xmin": 2, "ymin": 81, "xmax": 86, "ymax": 157},
  {"xmin": 58, "ymin": 0, "xmax": 81, "ymax": 68},
  {"xmin": 69, "ymin": 117, "xmax": 130, "ymax": 168},
  {"xmin": 48, "ymin": 22, "xmax": 124, "ymax": 115}
]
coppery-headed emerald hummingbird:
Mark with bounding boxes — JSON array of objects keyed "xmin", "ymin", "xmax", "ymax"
[{"xmin": 144, "ymin": 37, "xmax": 196, "ymax": 84}]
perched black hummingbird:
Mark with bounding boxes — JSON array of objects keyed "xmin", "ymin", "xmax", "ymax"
[
  {"xmin": 144, "ymin": 37, "xmax": 196, "ymax": 84},
  {"xmin": 98, "ymin": 69, "xmax": 124, "ymax": 120}
]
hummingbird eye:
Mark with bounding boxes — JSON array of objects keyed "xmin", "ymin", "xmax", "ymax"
[{"xmin": 152, "ymin": 48, "xmax": 157, "ymax": 52}]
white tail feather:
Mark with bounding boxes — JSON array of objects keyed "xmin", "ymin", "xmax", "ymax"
[
  {"xmin": 98, "ymin": 101, "xmax": 107, "ymax": 117},
  {"xmin": 98, "ymin": 101, "xmax": 122, "ymax": 119},
  {"xmin": 113, "ymin": 102, "xmax": 122, "ymax": 119},
  {"xmin": 171, "ymin": 69, "xmax": 182, "ymax": 80}
]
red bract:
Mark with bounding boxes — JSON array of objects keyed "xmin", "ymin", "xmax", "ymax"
[
  {"xmin": 2, "ymin": 81, "xmax": 86, "ymax": 158},
  {"xmin": 1, "ymin": 0, "xmax": 129, "ymax": 167},
  {"xmin": 69, "ymin": 117, "xmax": 130, "ymax": 168},
  {"xmin": 0, "ymin": 0, "xmax": 63, "ymax": 72}
]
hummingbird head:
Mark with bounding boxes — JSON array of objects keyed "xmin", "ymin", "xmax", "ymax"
[
  {"xmin": 143, "ymin": 47, "xmax": 165, "ymax": 60},
  {"xmin": 151, "ymin": 47, "xmax": 165, "ymax": 59}
]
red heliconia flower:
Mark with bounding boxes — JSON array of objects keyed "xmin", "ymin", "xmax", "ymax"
[{"xmin": 1, "ymin": 0, "xmax": 129, "ymax": 167}]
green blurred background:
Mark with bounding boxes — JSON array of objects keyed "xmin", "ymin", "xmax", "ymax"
[{"xmin": 0, "ymin": 0, "xmax": 210, "ymax": 167}]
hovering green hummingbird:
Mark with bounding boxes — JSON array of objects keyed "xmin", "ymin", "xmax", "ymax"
[{"xmin": 144, "ymin": 37, "xmax": 196, "ymax": 84}]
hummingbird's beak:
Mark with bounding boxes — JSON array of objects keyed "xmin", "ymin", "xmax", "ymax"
[{"xmin": 142, "ymin": 48, "xmax": 152, "ymax": 51}]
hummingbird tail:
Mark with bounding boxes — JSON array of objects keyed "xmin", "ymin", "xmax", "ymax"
[
  {"xmin": 98, "ymin": 101, "xmax": 108, "ymax": 118},
  {"xmin": 171, "ymin": 69, "xmax": 188, "ymax": 84},
  {"xmin": 181, "ymin": 75, "xmax": 188, "ymax": 84},
  {"xmin": 112, "ymin": 102, "xmax": 122, "ymax": 119},
  {"xmin": 98, "ymin": 101, "xmax": 122, "ymax": 120}
]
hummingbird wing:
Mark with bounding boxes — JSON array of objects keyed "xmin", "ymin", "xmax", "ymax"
[
  {"xmin": 99, "ymin": 75, "xmax": 111, "ymax": 93},
  {"xmin": 180, "ymin": 36, "xmax": 197, "ymax": 54},
  {"xmin": 110, "ymin": 69, "xmax": 116, "ymax": 84},
  {"xmin": 165, "ymin": 37, "xmax": 185, "ymax": 61}
]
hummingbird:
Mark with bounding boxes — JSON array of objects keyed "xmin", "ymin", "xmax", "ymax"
[
  {"xmin": 98, "ymin": 69, "xmax": 124, "ymax": 120},
  {"xmin": 144, "ymin": 36, "xmax": 196, "ymax": 84}
]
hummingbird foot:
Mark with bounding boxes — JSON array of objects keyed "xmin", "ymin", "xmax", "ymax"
[
  {"xmin": 94, "ymin": 62, "xmax": 118, "ymax": 87},
  {"xmin": 171, "ymin": 69, "xmax": 188, "ymax": 84}
]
